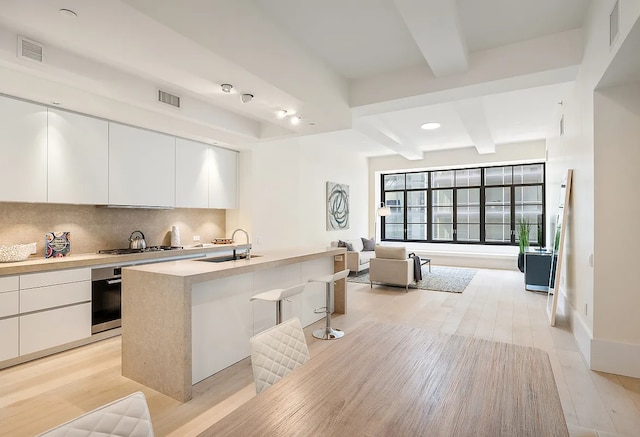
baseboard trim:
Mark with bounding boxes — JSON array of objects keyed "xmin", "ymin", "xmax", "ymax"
[
  {"xmin": 567, "ymin": 302, "xmax": 640, "ymax": 378},
  {"xmin": 569, "ymin": 306, "xmax": 592, "ymax": 368},
  {"xmin": 591, "ymin": 337, "xmax": 640, "ymax": 378}
]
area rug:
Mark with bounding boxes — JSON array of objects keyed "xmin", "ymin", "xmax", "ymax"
[{"xmin": 347, "ymin": 265, "xmax": 477, "ymax": 293}]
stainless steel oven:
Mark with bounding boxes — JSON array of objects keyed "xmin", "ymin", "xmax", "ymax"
[{"xmin": 91, "ymin": 266, "xmax": 122, "ymax": 334}]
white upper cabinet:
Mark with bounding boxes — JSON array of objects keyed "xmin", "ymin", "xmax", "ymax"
[
  {"xmin": 48, "ymin": 109, "xmax": 109, "ymax": 204},
  {"xmin": 209, "ymin": 147, "xmax": 238, "ymax": 209},
  {"xmin": 108, "ymin": 123, "xmax": 176, "ymax": 207},
  {"xmin": 0, "ymin": 96, "xmax": 47, "ymax": 202},
  {"xmin": 175, "ymin": 138, "xmax": 209, "ymax": 209}
]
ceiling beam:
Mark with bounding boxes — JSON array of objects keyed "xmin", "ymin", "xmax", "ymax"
[
  {"xmin": 454, "ymin": 99, "xmax": 496, "ymax": 154},
  {"xmin": 393, "ymin": 0, "xmax": 469, "ymax": 77},
  {"xmin": 354, "ymin": 119, "xmax": 423, "ymax": 160}
]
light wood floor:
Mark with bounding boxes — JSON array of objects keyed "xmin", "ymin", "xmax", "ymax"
[{"xmin": 1, "ymin": 268, "xmax": 639, "ymax": 436}]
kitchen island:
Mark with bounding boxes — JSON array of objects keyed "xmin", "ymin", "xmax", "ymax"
[
  {"xmin": 0, "ymin": 243, "xmax": 254, "ymax": 370},
  {"xmin": 121, "ymin": 246, "xmax": 346, "ymax": 402}
]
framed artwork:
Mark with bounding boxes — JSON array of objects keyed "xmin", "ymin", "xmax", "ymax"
[{"xmin": 326, "ymin": 182, "xmax": 349, "ymax": 231}]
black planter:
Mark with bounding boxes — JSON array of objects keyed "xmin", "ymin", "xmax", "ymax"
[{"xmin": 517, "ymin": 253, "xmax": 525, "ymax": 273}]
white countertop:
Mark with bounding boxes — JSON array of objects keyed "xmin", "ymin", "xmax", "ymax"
[
  {"xmin": 123, "ymin": 246, "xmax": 346, "ymax": 284},
  {"xmin": 0, "ymin": 244, "xmax": 249, "ymax": 276}
]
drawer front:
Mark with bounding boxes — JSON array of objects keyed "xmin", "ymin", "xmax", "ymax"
[
  {"xmin": 19, "ymin": 303, "xmax": 91, "ymax": 355},
  {"xmin": 0, "ymin": 318, "xmax": 19, "ymax": 361},
  {"xmin": 20, "ymin": 268, "xmax": 91, "ymax": 290},
  {"xmin": 20, "ymin": 281, "xmax": 90, "ymax": 313},
  {"xmin": 0, "ymin": 290, "xmax": 18, "ymax": 317},
  {"xmin": 0, "ymin": 276, "xmax": 19, "ymax": 293}
]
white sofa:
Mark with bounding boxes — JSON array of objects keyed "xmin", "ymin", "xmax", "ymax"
[{"xmin": 330, "ymin": 239, "xmax": 375, "ymax": 274}]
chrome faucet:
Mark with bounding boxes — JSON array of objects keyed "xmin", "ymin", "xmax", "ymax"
[{"xmin": 231, "ymin": 228, "xmax": 251, "ymax": 260}]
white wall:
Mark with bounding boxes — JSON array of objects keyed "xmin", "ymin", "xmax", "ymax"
[
  {"xmin": 368, "ymin": 140, "xmax": 546, "ymax": 239},
  {"xmin": 592, "ymin": 83, "xmax": 640, "ymax": 375},
  {"xmin": 239, "ymin": 136, "xmax": 369, "ymax": 251},
  {"xmin": 547, "ymin": 0, "xmax": 640, "ymax": 375}
]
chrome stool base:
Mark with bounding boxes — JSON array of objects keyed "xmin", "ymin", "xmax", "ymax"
[
  {"xmin": 313, "ymin": 326, "xmax": 344, "ymax": 340},
  {"xmin": 308, "ymin": 269, "xmax": 350, "ymax": 341}
]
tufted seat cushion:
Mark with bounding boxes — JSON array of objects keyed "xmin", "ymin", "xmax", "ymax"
[
  {"xmin": 250, "ymin": 317, "xmax": 310, "ymax": 394},
  {"xmin": 37, "ymin": 391, "xmax": 154, "ymax": 437}
]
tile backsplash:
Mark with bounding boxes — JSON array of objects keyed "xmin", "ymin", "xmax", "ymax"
[{"xmin": 0, "ymin": 202, "xmax": 226, "ymax": 257}]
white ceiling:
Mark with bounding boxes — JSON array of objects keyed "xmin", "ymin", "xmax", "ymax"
[{"xmin": 0, "ymin": 0, "xmax": 591, "ymax": 158}]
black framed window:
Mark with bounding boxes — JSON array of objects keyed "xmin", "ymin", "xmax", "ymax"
[{"xmin": 381, "ymin": 163, "xmax": 545, "ymax": 246}]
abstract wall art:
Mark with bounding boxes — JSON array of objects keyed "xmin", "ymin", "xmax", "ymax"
[{"xmin": 326, "ymin": 181, "xmax": 349, "ymax": 231}]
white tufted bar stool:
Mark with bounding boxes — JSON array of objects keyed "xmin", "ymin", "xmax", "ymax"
[
  {"xmin": 250, "ymin": 283, "xmax": 307, "ymax": 325},
  {"xmin": 309, "ymin": 269, "xmax": 350, "ymax": 340}
]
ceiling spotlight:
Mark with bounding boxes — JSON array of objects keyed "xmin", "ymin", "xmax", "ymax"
[
  {"xmin": 241, "ymin": 93, "xmax": 254, "ymax": 103},
  {"xmin": 59, "ymin": 8, "xmax": 77, "ymax": 18},
  {"xmin": 420, "ymin": 122, "xmax": 441, "ymax": 130},
  {"xmin": 290, "ymin": 115, "xmax": 301, "ymax": 125},
  {"xmin": 276, "ymin": 109, "xmax": 287, "ymax": 119},
  {"xmin": 221, "ymin": 83, "xmax": 233, "ymax": 93}
]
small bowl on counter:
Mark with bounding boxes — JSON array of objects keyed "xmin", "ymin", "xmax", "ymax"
[{"xmin": 0, "ymin": 242, "xmax": 37, "ymax": 262}]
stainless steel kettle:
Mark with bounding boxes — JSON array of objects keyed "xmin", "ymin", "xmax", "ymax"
[{"xmin": 129, "ymin": 230, "xmax": 146, "ymax": 250}]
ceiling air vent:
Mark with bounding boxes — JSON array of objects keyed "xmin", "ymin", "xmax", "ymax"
[
  {"xmin": 17, "ymin": 36, "xmax": 43, "ymax": 63},
  {"xmin": 610, "ymin": 0, "xmax": 619, "ymax": 46},
  {"xmin": 158, "ymin": 90, "xmax": 180, "ymax": 108}
]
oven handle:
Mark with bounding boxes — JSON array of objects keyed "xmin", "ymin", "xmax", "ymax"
[{"xmin": 106, "ymin": 279, "xmax": 122, "ymax": 285}]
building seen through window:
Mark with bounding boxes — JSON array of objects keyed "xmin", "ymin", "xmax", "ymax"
[{"xmin": 381, "ymin": 164, "xmax": 545, "ymax": 246}]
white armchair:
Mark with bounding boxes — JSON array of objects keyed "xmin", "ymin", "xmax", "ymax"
[{"xmin": 369, "ymin": 246, "xmax": 414, "ymax": 292}]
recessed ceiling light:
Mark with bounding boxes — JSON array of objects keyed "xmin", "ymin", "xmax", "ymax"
[
  {"xmin": 240, "ymin": 93, "xmax": 254, "ymax": 103},
  {"xmin": 52, "ymin": 101, "xmax": 60, "ymax": 105},
  {"xmin": 59, "ymin": 8, "xmax": 77, "ymax": 18},
  {"xmin": 276, "ymin": 109, "xmax": 287, "ymax": 119},
  {"xmin": 421, "ymin": 122, "xmax": 441, "ymax": 130},
  {"xmin": 290, "ymin": 116, "xmax": 301, "ymax": 125},
  {"xmin": 221, "ymin": 83, "xmax": 233, "ymax": 93}
]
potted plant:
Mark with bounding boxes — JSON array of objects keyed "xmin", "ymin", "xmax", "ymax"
[{"xmin": 517, "ymin": 217, "xmax": 531, "ymax": 272}]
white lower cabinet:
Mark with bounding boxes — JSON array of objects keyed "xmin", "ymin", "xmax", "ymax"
[
  {"xmin": 0, "ymin": 290, "xmax": 19, "ymax": 318},
  {"xmin": 0, "ymin": 275, "xmax": 20, "ymax": 361},
  {"xmin": 0, "ymin": 276, "xmax": 19, "ymax": 293},
  {"xmin": 191, "ymin": 257, "xmax": 334, "ymax": 384},
  {"xmin": 20, "ymin": 281, "xmax": 90, "ymax": 313},
  {"xmin": 20, "ymin": 266, "xmax": 90, "ymax": 289},
  {"xmin": 16, "ymin": 268, "xmax": 92, "ymax": 357},
  {"xmin": 0, "ymin": 318, "xmax": 19, "ymax": 361},
  {"xmin": 19, "ymin": 303, "xmax": 91, "ymax": 355},
  {"xmin": 191, "ymin": 272, "xmax": 253, "ymax": 384}
]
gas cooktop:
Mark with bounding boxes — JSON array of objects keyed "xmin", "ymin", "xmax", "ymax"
[{"xmin": 97, "ymin": 246, "xmax": 182, "ymax": 255}]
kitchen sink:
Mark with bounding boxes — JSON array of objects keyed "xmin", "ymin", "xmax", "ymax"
[{"xmin": 196, "ymin": 254, "xmax": 261, "ymax": 263}]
